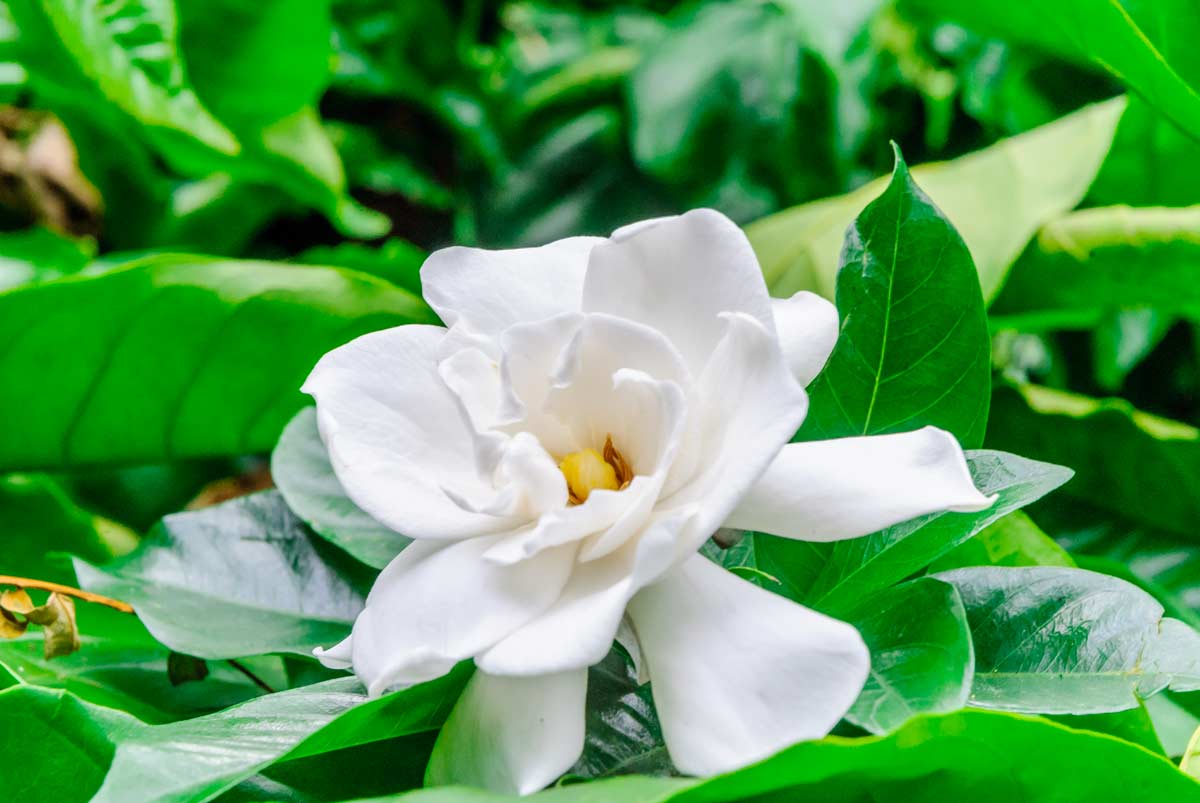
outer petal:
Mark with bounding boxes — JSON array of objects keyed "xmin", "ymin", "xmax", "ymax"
[
  {"xmin": 477, "ymin": 511, "xmax": 688, "ymax": 677},
  {"xmin": 626, "ymin": 556, "xmax": 869, "ymax": 776},
  {"xmin": 422, "ymin": 237, "xmax": 604, "ymax": 335},
  {"xmin": 660, "ymin": 313, "xmax": 808, "ymax": 557},
  {"xmin": 303, "ymin": 325, "xmax": 514, "ymax": 540},
  {"xmin": 771, "ymin": 291, "xmax": 839, "ymax": 386},
  {"xmin": 322, "ymin": 535, "xmax": 576, "ymax": 696},
  {"xmin": 426, "ymin": 668, "xmax": 587, "ymax": 795},
  {"xmin": 724, "ymin": 427, "xmax": 995, "ymax": 542},
  {"xmin": 583, "ymin": 209, "xmax": 774, "ymax": 373}
]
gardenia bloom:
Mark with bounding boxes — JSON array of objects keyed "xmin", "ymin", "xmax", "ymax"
[{"xmin": 305, "ymin": 209, "xmax": 993, "ymax": 794}]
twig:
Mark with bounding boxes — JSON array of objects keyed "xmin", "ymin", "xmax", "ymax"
[
  {"xmin": 227, "ymin": 659, "xmax": 276, "ymax": 694},
  {"xmin": 0, "ymin": 575, "xmax": 134, "ymax": 614}
]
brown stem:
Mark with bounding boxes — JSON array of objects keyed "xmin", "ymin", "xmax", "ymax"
[
  {"xmin": 227, "ymin": 659, "xmax": 276, "ymax": 694},
  {"xmin": 0, "ymin": 575, "xmax": 134, "ymax": 614}
]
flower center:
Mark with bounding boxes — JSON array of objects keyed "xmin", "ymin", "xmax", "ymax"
[{"xmin": 559, "ymin": 435, "xmax": 632, "ymax": 505}]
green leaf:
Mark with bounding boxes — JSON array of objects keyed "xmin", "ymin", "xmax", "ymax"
[
  {"xmin": 0, "ymin": 686, "xmax": 141, "ymax": 803},
  {"xmin": 987, "ymin": 383, "xmax": 1200, "ymax": 538},
  {"xmin": 934, "ymin": 566, "xmax": 1200, "ymax": 713},
  {"xmin": 746, "ymin": 97, "xmax": 1124, "ymax": 302},
  {"xmin": 0, "ymin": 633, "xmax": 278, "ymax": 723},
  {"xmin": 930, "ymin": 510, "xmax": 1075, "ymax": 571},
  {"xmin": 902, "ymin": 0, "xmax": 1200, "ymax": 142},
  {"xmin": 756, "ymin": 450, "xmax": 1073, "ymax": 615},
  {"xmin": 0, "ymin": 227, "xmax": 94, "ymax": 293},
  {"xmin": 842, "ymin": 578, "xmax": 974, "ymax": 734},
  {"xmin": 992, "ymin": 206, "xmax": 1200, "ymax": 330},
  {"xmin": 569, "ymin": 649, "xmax": 671, "ymax": 780},
  {"xmin": 373, "ymin": 709, "xmax": 1200, "ymax": 802},
  {"xmin": 75, "ymin": 491, "xmax": 369, "ymax": 660},
  {"xmin": 272, "ymin": 407, "xmax": 411, "ymax": 570},
  {"xmin": 799, "ymin": 144, "xmax": 991, "ymax": 448},
  {"xmin": 0, "ymin": 256, "xmax": 433, "ymax": 470},
  {"xmin": 7, "ymin": 0, "xmax": 239, "ymax": 162},
  {"xmin": 294, "ymin": 238, "xmax": 426, "ymax": 297}
]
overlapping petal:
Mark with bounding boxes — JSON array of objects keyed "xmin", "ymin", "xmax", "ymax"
[
  {"xmin": 724, "ymin": 426, "xmax": 995, "ymax": 542},
  {"xmin": 626, "ymin": 555, "xmax": 870, "ymax": 776},
  {"xmin": 318, "ymin": 535, "xmax": 576, "ymax": 696},
  {"xmin": 771, "ymin": 291, "xmax": 839, "ymax": 385},
  {"xmin": 582, "ymin": 209, "xmax": 774, "ymax": 373},
  {"xmin": 422, "ymin": 237, "xmax": 603, "ymax": 335},
  {"xmin": 426, "ymin": 668, "xmax": 587, "ymax": 795},
  {"xmin": 304, "ymin": 325, "xmax": 515, "ymax": 540}
]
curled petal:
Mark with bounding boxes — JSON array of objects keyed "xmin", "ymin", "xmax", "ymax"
[
  {"xmin": 724, "ymin": 427, "xmax": 995, "ymax": 542},
  {"xmin": 304, "ymin": 325, "xmax": 515, "ymax": 540},
  {"xmin": 422, "ymin": 237, "xmax": 603, "ymax": 335},
  {"xmin": 583, "ymin": 209, "xmax": 774, "ymax": 373},
  {"xmin": 627, "ymin": 556, "xmax": 869, "ymax": 775},
  {"xmin": 771, "ymin": 291, "xmax": 839, "ymax": 386},
  {"xmin": 426, "ymin": 668, "xmax": 587, "ymax": 795}
]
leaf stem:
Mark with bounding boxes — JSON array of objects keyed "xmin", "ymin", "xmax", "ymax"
[
  {"xmin": 0, "ymin": 575, "xmax": 134, "ymax": 614},
  {"xmin": 227, "ymin": 659, "xmax": 276, "ymax": 694}
]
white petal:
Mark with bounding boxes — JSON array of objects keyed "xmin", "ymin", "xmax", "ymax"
[
  {"xmin": 660, "ymin": 313, "xmax": 808, "ymax": 558},
  {"xmin": 583, "ymin": 209, "xmax": 774, "ymax": 373},
  {"xmin": 477, "ymin": 512, "xmax": 688, "ymax": 676},
  {"xmin": 303, "ymin": 325, "xmax": 515, "ymax": 540},
  {"xmin": 627, "ymin": 556, "xmax": 869, "ymax": 775},
  {"xmin": 772, "ymin": 291, "xmax": 839, "ymax": 386},
  {"xmin": 426, "ymin": 668, "xmax": 587, "ymax": 795},
  {"xmin": 724, "ymin": 427, "xmax": 995, "ymax": 542},
  {"xmin": 422, "ymin": 237, "xmax": 603, "ymax": 335},
  {"xmin": 341, "ymin": 535, "xmax": 576, "ymax": 696}
]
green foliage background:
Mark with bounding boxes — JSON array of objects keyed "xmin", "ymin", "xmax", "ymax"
[{"xmin": 6, "ymin": 0, "xmax": 1200, "ymax": 800}]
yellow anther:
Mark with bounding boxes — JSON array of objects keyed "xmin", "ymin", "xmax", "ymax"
[{"xmin": 559, "ymin": 448, "xmax": 619, "ymax": 504}]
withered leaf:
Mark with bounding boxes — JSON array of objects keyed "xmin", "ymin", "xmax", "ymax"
[
  {"xmin": 0, "ymin": 587, "xmax": 34, "ymax": 615},
  {"xmin": 0, "ymin": 608, "xmax": 26, "ymax": 639},
  {"xmin": 28, "ymin": 593, "xmax": 81, "ymax": 659}
]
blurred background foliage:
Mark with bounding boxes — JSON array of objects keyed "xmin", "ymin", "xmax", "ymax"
[{"xmin": 7, "ymin": 0, "xmax": 1200, "ymax": 757}]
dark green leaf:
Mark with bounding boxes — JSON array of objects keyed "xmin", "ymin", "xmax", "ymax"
[
  {"xmin": 75, "ymin": 491, "xmax": 368, "ymax": 659},
  {"xmin": 272, "ymin": 407, "xmax": 410, "ymax": 570},
  {"xmin": 935, "ymin": 566, "xmax": 1200, "ymax": 713},
  {"xmin": 0, "ymin": 227, "xmax": 94, "ymax": 293},
  {"xmin": 0, "ymin": 256, "xmax": 434, "ymax": 470},
  {"xmin": 799, "ymin": 145, "xmax": 990, "ymax": 447},
  {"xmin": 842, "ymin": 578, "xmax": 974, "ymax": 734},
  {"xmin": 90, "ymin": 670, "xmax": 469, "ymax": 803},
  {"xmin": 987, "ymin": 383, "xmax": 1200, "ymax": 538}
]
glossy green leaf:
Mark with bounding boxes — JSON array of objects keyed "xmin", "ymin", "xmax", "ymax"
[
  {"xmin": 0, "ymin": 686, "xmax": 141, "ymax": 803},
  {"xmin": 935, "ymin": 566, "xmax": 1200, "ymax": 713},
  {"xmin": 902, "ymin": 0, "xmax": 1200, "ymax": 141},
  {"xmin": 0, "ymin": 633, "xmax": 276, "ymax": 724},
  {"xmin": 756, "ymin": 450, "xmax": 1073, "ymax": 615},
  {"xmin": 370, "ymin": 709, "xmax": 1200, "ymax": 802},
  {"xmin": 569, "ymin": 649, "xmax": 671, "ymax": 780},
  {"xmin": 992, "ymin": 206, "xmax": 1200, "ymax": 329},
  {"xmin": 930, "ymin": 510, "xmax": 1075, "ymax": 572},
  {"xmin": 75, "ymin": 491, "xmax": 369, "ymax": 659},
  {"xmin": 272, "ymin": 407, "xmax": 410, "ymax": 570},
  {"xmin": 746, "ymin": 97, "xmax": 1124, "ymax": 302},
  {"xmin": 799, "ymin": 145, "xmax": 990, "ymax": 447},
  {"xmin": 92, "ymin": 668, "xmax": 467, "ymax": 803},
  {"xmin": 842, "ymin": 578, "xmax": 974, "ymax": 734},
  {"xmin": 987, "ymin": 383, "xmax": 1200, "ymax": 538},
  {"xmin": 6, "ymin": 0, "xmax": 238, "ymax": 162},
  {"xmin": 0, "ymin": 256, "xmax": 433, "ymax": 470}
]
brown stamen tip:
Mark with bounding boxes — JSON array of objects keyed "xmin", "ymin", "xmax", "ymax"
[{"xmin": 603, "ymin": 435, "xmax": 633, "ymax": 490}]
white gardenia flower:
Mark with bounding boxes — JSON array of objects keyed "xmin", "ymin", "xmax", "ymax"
[{"xmin": 305, "ymin": 209, "xmax": 994, "ymax": 794}]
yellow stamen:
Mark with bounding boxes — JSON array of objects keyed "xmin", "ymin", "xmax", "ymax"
[{"xmin": 559, "ymin": 448, "xmax": 619, "ymax": 505}]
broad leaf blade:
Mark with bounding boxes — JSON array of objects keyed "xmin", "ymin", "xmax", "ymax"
[
  {"xmin": 800, "ymin": 145, "xmax": 990, "ymax": 448},
  {"xmin": 75, "ymin": 491, "xmax": 369, "ymax": 659}
]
